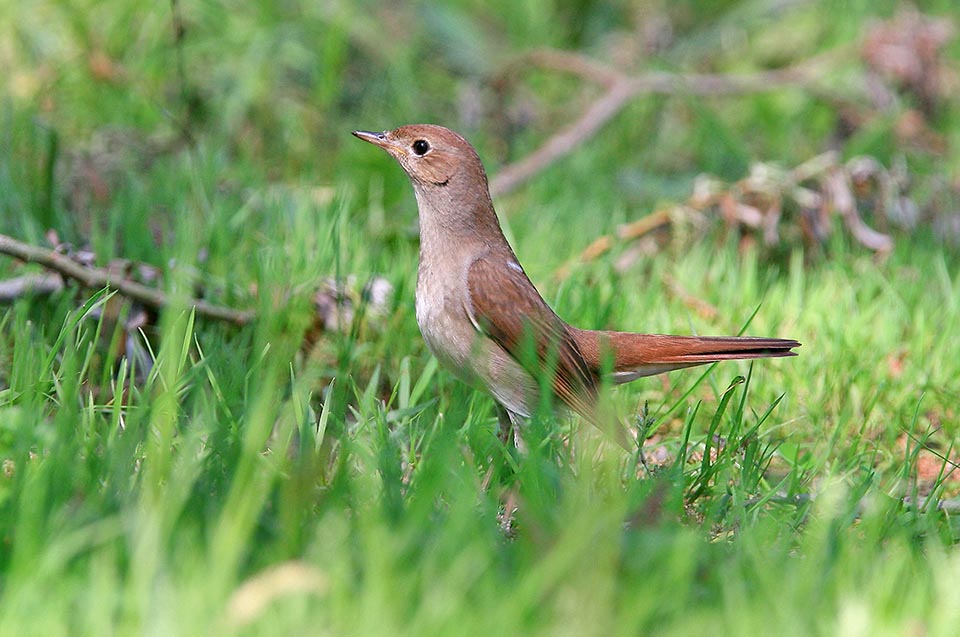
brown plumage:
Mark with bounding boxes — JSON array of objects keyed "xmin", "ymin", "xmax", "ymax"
[{"xmin": 353, "ymin": 125, "xmax": 799, "ymax": 446}]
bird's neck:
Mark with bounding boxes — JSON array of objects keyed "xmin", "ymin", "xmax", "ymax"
[{"xmin": 413, "ymin": 184, "xmax": 511, "ymax": 261}]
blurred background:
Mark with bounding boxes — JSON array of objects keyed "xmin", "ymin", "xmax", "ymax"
[
  {"xmin": 1, "ymin": 3, "xmax": 960, "ymax": 632},
  {"xmin": 2, "ymin": 0, "xmax": 959, "ymax": 439},
  {"xmin": 2, "ymin": 0, "xmax": 958, "ymax": 255}
]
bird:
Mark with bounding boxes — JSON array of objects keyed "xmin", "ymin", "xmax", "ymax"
[{"xmin": 353, "ymin": 124, "xmax": 799, "ymax": 447}]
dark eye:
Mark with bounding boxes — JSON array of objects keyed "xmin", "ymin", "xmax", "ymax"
[{"xmin": 412, "ymin": 139, "xmax": 430, "ymax": 155}]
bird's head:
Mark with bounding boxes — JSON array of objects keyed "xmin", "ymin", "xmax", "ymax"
[{"xmin": 352, "ymin": 124, "xmax": 486, "ymax": 190}]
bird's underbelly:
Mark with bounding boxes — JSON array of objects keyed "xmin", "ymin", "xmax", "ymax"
[{"xmin": 415, "ymin": 285, "xmax": 538, "ymax": 417}]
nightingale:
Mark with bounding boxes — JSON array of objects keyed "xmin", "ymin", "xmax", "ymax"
[{"xmin": 353, "ymin": 124, "xmax": 799, "ymax": 446}]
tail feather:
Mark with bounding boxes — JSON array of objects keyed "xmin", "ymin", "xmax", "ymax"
[{"xmin": 572, "ymin": 329, "xmax": 800, "ymax": 384}]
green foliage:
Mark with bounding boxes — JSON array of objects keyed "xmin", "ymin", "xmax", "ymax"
[{"xmin": 1, "ymin": 0, "xmax": 959, "ymax": 634}]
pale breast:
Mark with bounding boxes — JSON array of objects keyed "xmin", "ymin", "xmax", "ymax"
[
  {"xmin": 415, "ymin": 261, "xmax": 538, "ymax": 417},
  {"xmin": 415, "ymin": 260, "xmax": 477, "ymax": 382}
]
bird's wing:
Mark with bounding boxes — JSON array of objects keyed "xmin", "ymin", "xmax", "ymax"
[{"xmin": 465, "ymin": 253, "xmax": 599, "ymax": 419}]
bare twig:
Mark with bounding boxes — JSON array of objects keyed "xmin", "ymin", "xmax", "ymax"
[
  {"xmin": 556, "ymin": 149, "xmax": 900, "ymax": 270},
  {"xmin": 0, "ymin": 233, "xmax": 254, "ymax": 325},
  {"xmin": 824, "ymin": 168, "xmax": 895, "ymax": 252},
  {"xmin": 0, "ymin": 273, "xmax": 65, "ymax": 301},
  {"xmin": 490, "ymin": 48, "xmax": 820, "ymax": 198},
  {"xmin": 491, "ymin": 81, "xmax": 639, "ymax": 198},
  {"xmin": 617, "ymin": 208, "xmax": 672, "ymax": 241},
  {"xmin": 662, "ymin": 274, "xmax": 719, "ymax": 320},
  {"xmin": 555, "ymin": 208, "xmax": 672, "ymax": 279}
]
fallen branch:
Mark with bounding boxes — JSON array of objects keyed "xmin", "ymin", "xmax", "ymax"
[
  {"xmin": 490, "ymin": 48, "xmax": 821, "ymax": 198},
  {"xmin": 617, "ymin": 208, "xmax": 673, "ymax": 241},
  {"xmin": 555, "ymin": 151, "xmax": 898, "ymax": 279},
  {"xmin": 824, "ymin": 168, "xmax": 895, "ymax": 251},
  {"xmin": 0, "ymin": 272, "xmax": 65, "ymax": 301},
  {"xmin": 491, "ymin": 80, "xmax": 638, "ymax": 198},
  {"xmin": 662, "ymin": 274, "xmax": 719, "ymax": 320},
  {"xmin": 0, "ymin": 233, "xmax": 255, "ymax": 325},
  {"xmin": 553, "ymin": 208, "xmax": 672, "ymax": 280}
]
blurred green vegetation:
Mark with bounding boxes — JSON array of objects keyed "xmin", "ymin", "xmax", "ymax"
[{"xmin": 1, "ymin": 0, "xmax": 959, "ymax": 635}]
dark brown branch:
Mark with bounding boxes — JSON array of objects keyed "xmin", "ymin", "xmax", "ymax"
[{"xmin": 0, "ymin": 233, "xmax": 254, "ymax": 325}]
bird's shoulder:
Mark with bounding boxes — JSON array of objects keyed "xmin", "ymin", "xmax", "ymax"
[{"xmin": 464, "ymin": 249, "xmax": 557, "ymax": 331}]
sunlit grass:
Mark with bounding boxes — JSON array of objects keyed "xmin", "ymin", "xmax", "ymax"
[
  {"xmin": 1, "ymin": 167, "xmax": 958, "ymax": 633},
  {"xmin": 1, "ymin": 0, "xmax": 960, "ymax": 634}
]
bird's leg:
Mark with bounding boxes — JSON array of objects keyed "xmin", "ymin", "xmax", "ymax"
[
  {"xmin": 635, "ymin": 400, "xmax": 654, "ymax": 475},
  {"xmin": 481, "ymin": 405, "xmax": 518, "ymax": 492},
  {"xmin": 499, "ymin": 407, "xmax": 529, "ymax": 454},
  {"xmin": 495, "ymin": 405, "xmax": 529, "ymax": 453},
  {"xmin": 496, "ymin": 404, "xmax": 514, "ymax": 447},
  {"xmin": 498, "ymin": 489, "xmax": 519, "ymax": 539},
  {"xmin": 486, "ymin": 405, "xmax": 521, "ymax": 537}
]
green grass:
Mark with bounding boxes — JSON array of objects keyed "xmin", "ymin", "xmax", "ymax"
[{"xmin": 2, "ymin": 0, "xmax": 960, "ymax": 634}]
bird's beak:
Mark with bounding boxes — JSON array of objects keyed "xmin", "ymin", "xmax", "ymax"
[{"xmin": 352, "ymin": 130, "xmax": 397, "ymax": 152}]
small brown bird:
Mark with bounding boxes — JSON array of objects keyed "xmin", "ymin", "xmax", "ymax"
[{"xmin": 354, "ymin": 125, "xmax": 799, "ymax": 446}]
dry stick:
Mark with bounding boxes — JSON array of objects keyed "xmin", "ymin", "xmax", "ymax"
[
  {"xmin": 824, "ymin": 169, "xmax": 895, "ymax": 252},
  {"xmin": 0, "ymin": 233, "xmax": 255, "ymax": 325},
  {"xmin": 618, "ymin": 208, "xmax": 672, "ymax": 240},
  {"xmin": 0, "ymin": 273, "xmax": 65, "ymax": 301},
  {"xmin": 489, "ymin": 49, "xmax": 816, "ymax": 198},
  {"xmin": 580, "ymin": 208, "xmax": 672, "ymax": 262},
  {"xmin": 661, "ymin": 274, "xmax": 719, "ymax": 320},
  {"xmin": 554, "ymin": 208, "xmax": 672, "ymax": 280},
  {"xmin": 491, "ymin": 81, "xmax": 638, "ymax": 198}
]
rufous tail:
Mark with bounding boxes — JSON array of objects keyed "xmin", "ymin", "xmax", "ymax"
[{"xmin": 571, "ymin": 329, "xmax": 800, "ymax": 384}]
